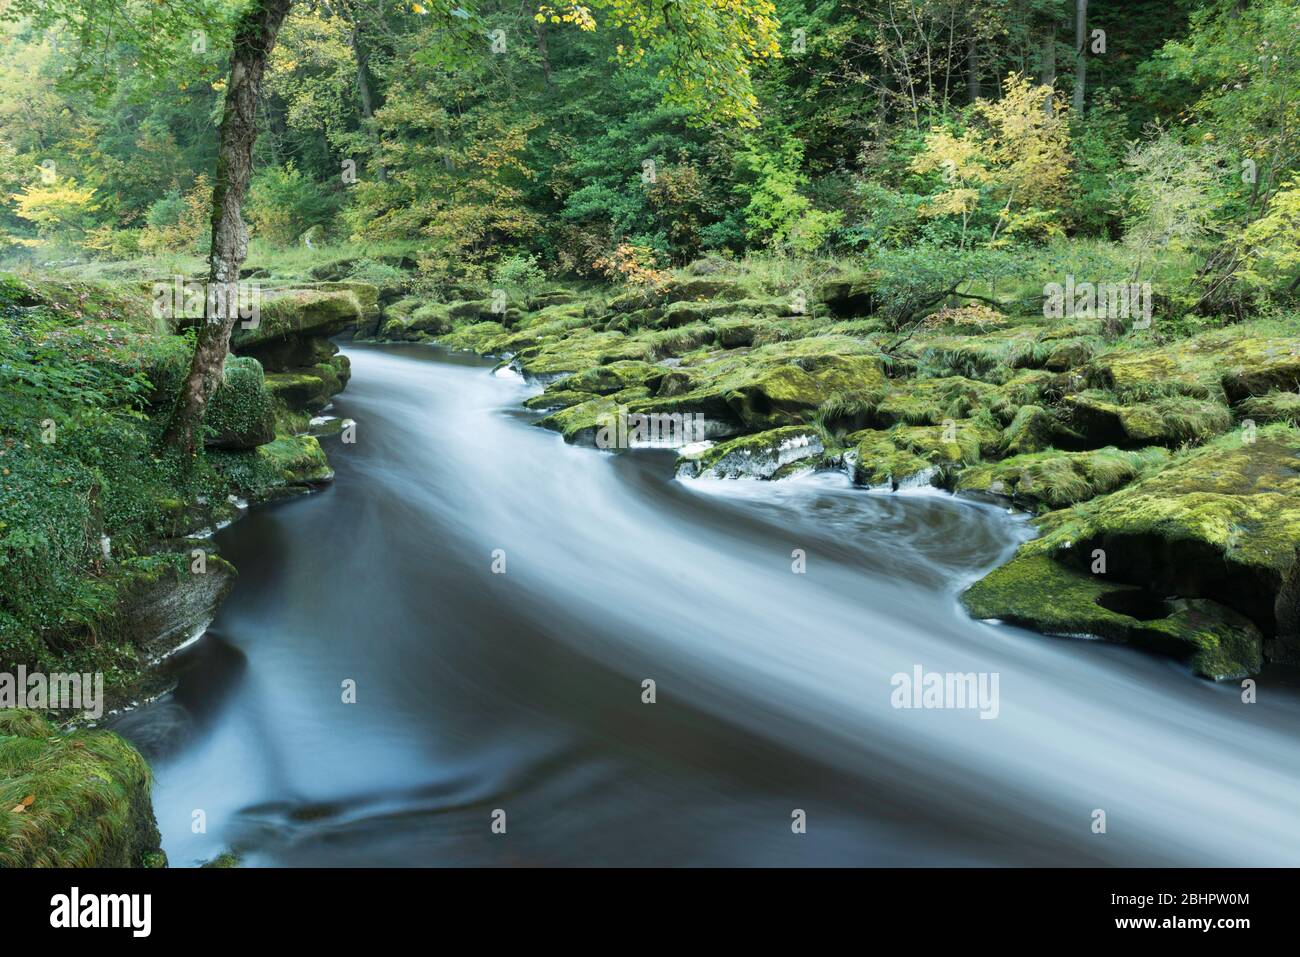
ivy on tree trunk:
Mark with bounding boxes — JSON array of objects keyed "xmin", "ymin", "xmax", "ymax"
[{"xmin": 161, "ymin": 0, "xmax": 295, "ymax": 455}]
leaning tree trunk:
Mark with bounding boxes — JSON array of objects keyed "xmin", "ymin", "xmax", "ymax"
[{"xmin": 161, "ymin": 0, "xmax": 295, "ymax": 455}]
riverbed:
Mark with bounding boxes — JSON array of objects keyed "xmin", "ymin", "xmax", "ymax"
[{"xmin": 111, "ymin": 342, "xmax": 1300, "ymax": 866}]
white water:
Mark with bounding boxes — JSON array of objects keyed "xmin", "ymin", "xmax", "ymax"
[{"xmin": 113, "ymin": 343, "xmax": 1300, "ymax": 866}]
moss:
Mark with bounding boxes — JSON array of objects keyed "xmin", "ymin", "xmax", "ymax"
[
  {"xmin": 523, "ymin": 389, "xmax": 599, "ymax": 412},
  {"xmin": 1063, "ymin": 391, "xmax": 1232, "ymax": 447},
  {"xmin": 381, "ymin": 301, "xmax": 454, "ymax": 339},
  {"xmin": 257, "ymin": 435, "xmax": 334, "ymax": 486},
  {"xmin": 1025, "ymin": 424, "xmax": 1300, "ymax": 655},
  {"xmin": 536, "ymin": 388, "xmax": 651, "ymax": 444},
  {"xmin": 439, "ymin": 320, "xmax": 510, "ymax": 354},
  {"xmin": 562, "ymin": 360, "xmax": 666, "ymax": 396},
  {"xmin": 1001, "ymin": 404, "xmax": 1058, "ymax": 454},
  {"xmin": 213, "ymin": 435, "xmax": 334, "ymax": 496},
  {"xmin": 961, "ymin": 553, "xmax": 1263, "ymax": 679},
  {"xmin": 0, "ymin": 709, "xmax": 163, "ymax": 867},
  {"xmin": 955, "ymin": 446, "xmax": 1170, "ymax": 510},
  {"xmin": 870, "ymin": 376, "xmax": 1002, "ymax": 428},
  {"xmin": 1238, "ymin": 390, "xmax": 1300, "ymax": 425},
  {"xmin": 1086, "ymin": 326, "xmax": 1300, "ymax": 402},
  {"xmin": 205, "ymin": 355, "xmax": 276, "ymax": 450},
  {"xmin": 232, "ymin": 287, "xmax": 363, "ymax": 350},
  {"xmin": 846, "ymin": 419, "xmax": 993, "ymax": 489}
]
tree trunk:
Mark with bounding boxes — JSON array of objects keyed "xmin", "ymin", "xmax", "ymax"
[
  {"xmin": 339, "ymin": 0, "xmax": 386, "ymax": 180},
  {"xmin": 1072, "ymin": 0, "xmax": 1088, "ymax": 114},
  {"xmin": 966, "ymin": 32, "xmax": 980, "ymax": 102},
  {"xmin": 161, "ymin": 0, "xmax": 295, "ymax": 455},
  {"xmin": 1040, "ymin": 23, "xmax": 1057, "ymax": 115},
  {"xmin": 535, "ymin": 21, "xmax": 553, "ymax": 85}
]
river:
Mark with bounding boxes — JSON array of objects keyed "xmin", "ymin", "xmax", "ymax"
[{"xmin": 111, "ymin": 342, "xmax": 1300, "ymax": 866}]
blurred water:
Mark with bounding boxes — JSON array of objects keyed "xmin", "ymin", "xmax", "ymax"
[{"xmin": 112, "ymin": 342, "xmax": 1300, "ymax": 866}]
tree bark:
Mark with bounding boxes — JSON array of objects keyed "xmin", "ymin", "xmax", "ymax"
[
  {"xmin": 966, "ymin": 32, "xmax": 980, "ymax": 102},
  {"xmin": 161, "ymin": 0, "xmax": 295, "ymax": 455},
  {"xmin": 1072, "ymin": 0, "xmax": 1088, "ymax": 114},
  {"xmin": 339, "ymin": 0, "xmax": 387, "ymax": 180},
  {"xmin": 1040, "ymin": 23, "xmax": 1057, "ymax": 115},
  {"xmin": 535, "ymin": 21, "xmax": 553, "ymax": 85}
]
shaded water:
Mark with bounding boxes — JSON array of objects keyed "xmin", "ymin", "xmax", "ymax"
[{"xmin": 113, "ymin": 343, "xmax": 1300, "ymax": 866}]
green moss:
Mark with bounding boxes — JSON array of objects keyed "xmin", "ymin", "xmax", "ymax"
[
  {"xmin": 846, "ymin": 419, "xmax": 993, "ymax": 488},
  {"xmin": 1087, "ymin": 326, "xmax": 1300, "ymax": 402},
  {"xmin": 1064, "ymin": 391, "xmax": 1232, "ymax": 447},
  {"xmin": 0, "ymin": 709, "xmax": 163, "ymax": 867},
  {"xmin": 232, "ymin": 287, "xmax": 363, "ymax": 350},
  {"xmin": 1238, "ymin": 390, "xmax": 1300, "ymax": 425},
  {"xmin": 205, "ymin": 355, "xmax": 276, "ymax": 450},
  {"xmin": 536, "ymin": 388, "xmax": 650, "ymax": 444},
  {"xmin": 955, "ymin": 446, "xmax": 1170, "ymax": 510},
  {"xmin": 961, "ymin": 553, "xmax": 1263, "ymax": 679},
  {"xmin": 1021, "ymin": 424, "xmax": 1300, "ymax": 657}
]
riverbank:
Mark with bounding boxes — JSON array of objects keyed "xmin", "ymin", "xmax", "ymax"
[
  {"xmin": 362, "ymin": 256, "xmax": 1300, "ymax": 682},
  {"xmin": 0, "ymin": 270, "xmax": 359, "ymax": 865}
]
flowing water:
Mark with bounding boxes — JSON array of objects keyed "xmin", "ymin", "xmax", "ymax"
[{"xmin": 112, "ymin": 343, "xmax": 1300, "ymax": 867}]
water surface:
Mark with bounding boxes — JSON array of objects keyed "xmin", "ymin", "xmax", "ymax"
[{"xmin": 113, "ymin": 343, "xmax": 1300, "ymax": 866}]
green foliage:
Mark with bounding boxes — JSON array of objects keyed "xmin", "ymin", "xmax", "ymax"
[{"xmin": 247, "ymin": 162, "xmax": 340, "ymax": 246}]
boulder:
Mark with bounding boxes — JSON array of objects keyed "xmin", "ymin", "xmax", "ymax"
[
  {"xmin": 205, "ymin": 356, "xmax": 276, "ymax": 450},
  {"xmin": 678, "ymin": 426, "xmax": 824, "ymax": 479},
  {"xmin": 0, "ymin": 710, "xmax": 165, "ymax": 867},
  {"xmin": 962, "ymin": 553, "xmax": 1264, "ymax": 680}
]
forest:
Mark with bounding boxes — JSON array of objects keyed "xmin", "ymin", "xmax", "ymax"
[{"xmin": 1, "ymin": 0, "xmax": 1299, "ymax": 872}]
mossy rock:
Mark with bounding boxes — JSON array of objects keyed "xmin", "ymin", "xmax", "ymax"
[
  {"xmin": 109, "ymin": 552, "xmax": 237, "ymax": 661},
  {"xmin": 522, "ymin": 389, "xmax": 599, "ymax": 412},
  {"xmin": 1238, "ymin": 390, "xmax": 1300, "ymax": 425},
  {"xmin": 231, "ymin": 287, "xmax": 364, "ymax": 350},
  {"xmin": 961, "ymin": 553, "xmax": 1263, "ymax": 680},
  {"xmin": 1027, "ymin": 424, "xmax": 1300, "ymax": 659},
  {"xmin": 1086, "ymin": 327, "xmax": 1300, "ymax": 402},
  {"xmin": 381, "ymin": 301, "xmax": 457, "ymax": 339},
  {"xmin": 257, "ymin": 435, "xmax": 334, "ymax": 487},
  {"xmin": 846, "ymin": 420, "xmax": 992, "ymax": 489},
  {"xmin": 265, "ymin": 371, "xmax": 332, "ymax": 412},
  {"xmin": 205, "ymin": 355, "xmax": 276, "ymax": 450},
  {"xmin": 1063, "ymin": 391, "xmax": 1232, "ymax": 448},
  {"xmin": 870, "ymin": 376, "xmax": 1002, "ymax": 428},
  {"xmin": 562, "ymin": 360, "xmax": 666, "ymax": 396},
  {"xmin": 214, "ymin": 435, "xmax": 334, "ymax": 497},
  {"xmin": 664, "ymin": 277, "xmax": 749, "ymax": 303},
  {"xmin": 678, "ymin": 426, "xmax": 824, "ymax": 480},
  {"xmin": 439, "ymin": 321, "xmax": 510, "ymax": 354},
  {"xmin": 658, "ymin": 299, "xmax": 743, "ymax": 328},
  {"xmin": 0, "ymin": 710, "xmax": 163, "ymax": 867},
  {"xmin": 725, "ymin": 353, "xmax": 886, "ymax": 430},
  {"xmin": 955, "ymin": 447, "xmax": 1169, "ymax": 511},
  {"xmin": 1001, "ymin": 404, "xmax": 1058, "ymax": 454},
  {"xmin": 536, "ymin": 388, "xmax": 651, "ymax": 445},
  {"xmin": 818, "ymin": 276, "xmax": 876, "ymax": 318}
]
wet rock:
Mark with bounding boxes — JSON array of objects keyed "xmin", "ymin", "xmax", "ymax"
[{"xmin": 678, "ymin": 426, "xmax": 824, "ymax": 479}]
